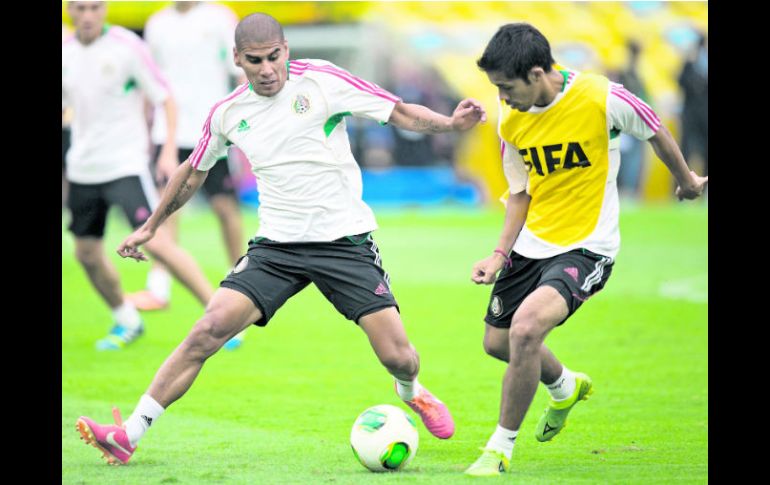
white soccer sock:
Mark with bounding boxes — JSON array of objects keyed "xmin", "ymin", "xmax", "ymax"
[
  {"xmin": 125, "ymin": 394, "xmax": 165, "ymax": 447},
  {"xmin": 112, "ymin": 301, "xmax": 142, "ymax": 330},
  {"xmin": 546, "ymin": 366, "xmax": 577, "ymax": 401},
  {"xmin": 485, "ymin": 424, "xmax": 518, "ymax": 460},
  {"xmin": 146, "ymin": 268, "xmax": 171, "ymax": 301},
  {"xmin": 395, "ymin": 377, "xmax": 423, "ymax": 401}
]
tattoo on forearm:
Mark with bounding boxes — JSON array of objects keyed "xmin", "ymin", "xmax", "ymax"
[
  {"xmin": 412, "ymin": 118, "xmax": 442, "ymax": 133},
  {"xmin": 164, "ymin": 181, "xmax": 193, "ymax": 217}
]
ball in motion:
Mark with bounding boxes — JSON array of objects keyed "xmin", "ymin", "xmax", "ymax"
[{"xmin": 350, "ymin": 404, "xmax": 419, "ymax": 472}]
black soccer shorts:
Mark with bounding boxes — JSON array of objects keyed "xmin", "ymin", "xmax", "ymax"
[
  {"xmin": 152, "ymin": 146, "xmax": 237, "ymax": 199},
  {"xmin": 67, "ymin": 175, "xmax": 156, "ymax": 238},
  {"xmin": 484, "ymin": 248, "xmax": 614, "ymax": 328},
  {"xmin": 220, "ymin": 233, "xmax": 399, "ymax": 326}
]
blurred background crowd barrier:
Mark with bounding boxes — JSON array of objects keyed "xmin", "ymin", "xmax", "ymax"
[{"xmin": 63, "ymin": 1, "xmax": 707, "ymax": 209}]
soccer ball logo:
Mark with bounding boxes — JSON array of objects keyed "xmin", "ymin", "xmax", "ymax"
[
  {"xmin": 292, "ymin": 94, "xmax": 311, "ymax": 115},
  {"xmin": 350, "ymin": 404, "xmax": 419, "ymax": 472}
]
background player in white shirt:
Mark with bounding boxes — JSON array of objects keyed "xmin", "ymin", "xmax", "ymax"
[
  {"xmin": 62, "ymin": 1, "xmax": 215, "ymax": 350},
  {"xmin": 77, "ymin": 12, "xmax": 486, "ymax": 465},
  {"xmin": 128, "ymin": 1, "xmax": 249, "ymax": 350}
]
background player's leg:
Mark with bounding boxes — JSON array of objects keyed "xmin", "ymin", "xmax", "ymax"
[
  {"xmin": 75, "ymin": 237, "xmax": 124, "ymax": 308},
  {"xmin": 209, "ymin": 193, "xmax": 248, "ymax": 350},
  {"xmin": 210, "ymin": 194, "xmax": 243, "ymax": 266},
  {"xmin": 74, "ymin": 237, "xmax": 144, "ymax": 349},
  {"xmin": 143, "ymin": 225, "xmax": 215, "ymax": 306},
  {"xmin": 136, "ymin": 211, "xmax": 180, "ymax": 308}
]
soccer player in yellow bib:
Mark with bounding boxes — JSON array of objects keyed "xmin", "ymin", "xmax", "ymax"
[{"xmin": 464, "ymin": 23, "xmax": 708, "ymax": 476}]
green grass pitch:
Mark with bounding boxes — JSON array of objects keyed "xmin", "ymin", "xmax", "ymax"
[{"xmin": 62, "ymin": 203, "xmax": 707, "ymax": 484}]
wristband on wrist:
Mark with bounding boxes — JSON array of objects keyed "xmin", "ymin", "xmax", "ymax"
[{"xmin": 494, "ymin": 248, "xmax": 512, "ymax": 268}]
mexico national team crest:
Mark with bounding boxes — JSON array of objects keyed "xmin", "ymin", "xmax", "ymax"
[
  {"xmin": 490, "ymin": 296, "xmax": 503, "ymax": 317},
  {"xmin": 292, "ymin": 94, "xmax": 311, "ymax": 115},
  {"xmin": 232, "ymin": 256, "xmax": 249, "ymax": 274}
]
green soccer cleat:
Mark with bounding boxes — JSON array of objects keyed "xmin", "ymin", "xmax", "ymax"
[
  {"xmin": 464, "ymin": 448, "xmax": 510, "ymax": 477},
  {"xmin": 535, "ymin": 372, "xmax": 593, "ymax": 442}
]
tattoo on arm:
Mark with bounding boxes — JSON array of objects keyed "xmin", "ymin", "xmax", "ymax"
[
  {"xmin": 412, "ymin": 118, "xmax": 442, "ymax": 133},
  {"xmin": 164, "ymin": 181, "xmax": 193, "ymax": 218}
]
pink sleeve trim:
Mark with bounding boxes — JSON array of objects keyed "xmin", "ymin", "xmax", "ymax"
[
  {"xmin": 190, "ymin": 84, "xmax": 250, "ymax": 169},
  {"xmin": 289, "ymin": 60, "xmax": 401, "ymax": 103},
  {"xmin": 610, "ymin": 84, "xmax": 661, "ymax": 132}
]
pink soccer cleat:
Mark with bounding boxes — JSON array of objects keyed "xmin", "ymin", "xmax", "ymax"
[
  {"xmin": 76, "ymin": 407, "xmax": 136, "ymax": 465},
  {"xmin": 401, "ymin": 386, "xmax": 455, "ymax": 439},
  {"xmin": 126, "ymin": 290, "xmax": 169, "ymax": 311}
]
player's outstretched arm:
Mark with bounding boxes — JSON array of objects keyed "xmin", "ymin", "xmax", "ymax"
[
  {"xmin": 471, "ymin": 191, "xmax": 530, "ymax": 285},
  {"xmin": 647, "ymin": 125, "xmax": 708, "ymax": 200},
  {"xmin": 388, "ymin": 99, "xmax": 486, "ymax": 134},
  {"xmin": 117, "ymin": 160, "xmax": 207, "ymax": 261}
]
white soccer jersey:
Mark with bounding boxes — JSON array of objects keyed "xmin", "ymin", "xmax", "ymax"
[
  {"xmin": 499, "ymin": 70, "xmax": 659, "ymax": 259},
  {"xmin": 62, "ymin": 26, "xmax": 170, "ymax": 184},
  {"xmin": 144, "ymin": 3, "xmax": 241, "ymax": 148},
  {"xmin": 190, "ymin": 59, "xmax": 401, "ymax": 242}
]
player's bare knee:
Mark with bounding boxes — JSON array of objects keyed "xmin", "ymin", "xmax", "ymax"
[
  {"xmin": 211, "ymin": 196, "xmax": 238, "ymax": 219},
  {"xmin": 508, "ymin": 319, "xmax": 544, "ymax": 352},
  {"xmin": 380, "ymin": 347, "xmax": 417, "ymax": 378},
  {"xmin": 185, "ymin": 314, "xmax": 231, "ymax": 357},
  {"xmin": 75, "ymin": 246, "xmax": 102, "ymax": 269},
  {"xmin": 143, "ymin": 237, "xmax": 172, "ymax": 259}
]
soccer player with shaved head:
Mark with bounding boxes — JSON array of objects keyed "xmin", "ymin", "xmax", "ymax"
[
  {"xmin": 77, "ymin": 12, "xmax": 487, "ymax": 466},
  {"xmin": 464, "ymin": 23, "xmax": 707, "ymax": 476}
]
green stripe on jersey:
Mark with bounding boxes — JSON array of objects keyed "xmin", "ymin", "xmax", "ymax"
[
  {"xmin": 124, "ymin": 78, "xmax": 137, "ymax": 93},
  {"xmin": 324, "ymin": 112, "xmax": 352, "ymax": 137}
]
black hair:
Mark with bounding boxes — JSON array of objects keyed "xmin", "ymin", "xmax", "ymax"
[{"xmin": 477, "ymin": 23, "xmax": 555, "ymax": 83}]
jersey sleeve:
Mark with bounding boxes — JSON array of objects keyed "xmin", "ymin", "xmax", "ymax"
[
  {"xmin": 188, "ymin": 107, "xmax": 229, "ymax": 171},
  {"xmin": 296, "ymin": 60, "xmax": 402, "ymax": 123},
  {"xmin": 501, "ymin": 139, "xmax": 529, "ymax": 194},
  {"xmin": 496, "ymin": 101, "xmax": 528, "ymax": 195},
  {"xmin": 121, "ymin": 29, "xmax": 171, "ymax": 106},
  {"xmin": 608, "ymin": 82, "xmax": 661, "ymax": 140}
]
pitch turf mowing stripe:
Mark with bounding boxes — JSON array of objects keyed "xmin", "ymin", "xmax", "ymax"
[{"xmin": 62, "ymin": 205, "xmax": 707, "ymax": 484}]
